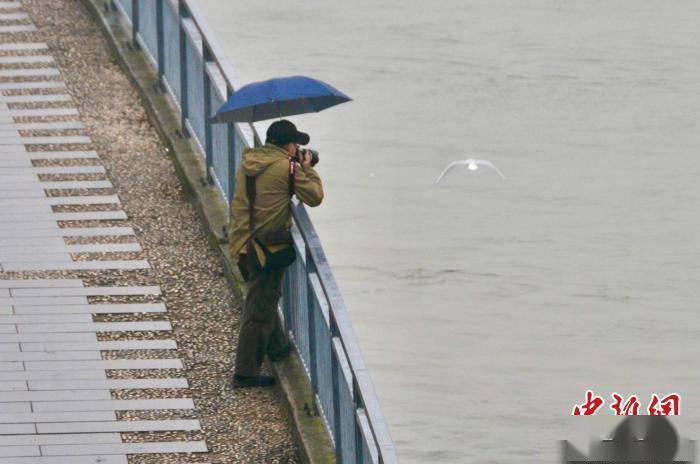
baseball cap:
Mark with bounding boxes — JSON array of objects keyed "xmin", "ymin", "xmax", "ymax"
[{"xmin": 266, "ymin": 119, "xmax": 310, "ymax": 146}]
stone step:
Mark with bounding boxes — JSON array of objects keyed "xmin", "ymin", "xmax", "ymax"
[
  {"xmin": 0, "ymin": 13, "xmax": 29, "ymax": 21},
  {"xmin": 23, "ymin": 358, "xmax": 181, "ymax": 370},
  {"xmin": 0, "ymin": 43, "xmax": 47, "ymax": 51},
  {"xmin": 0, "ymin": 166, "xmax": 102, "ymax": 174},
  {"xmin": 0, "ymin": 212, "xmax": 126, "ymax": 222},
  {"xmin": 0, "ymin": 389, "xmax": 110, "ymax": 402},
  {"xmin": 1, "ymin": 260, "xmax": 151, "ymax": 271},
  {"xmin": 0, "ymin": 456, "xmax": 127, "ymax": 464},
  {"xmin": 19, "ymin": 339, "xmax": 174, "ymax": 351},
  {"xmin": 36, "ymin": 419, "xmax": 201, "ymax": 434},
  {"xmin": 0, "ymin": 55, "xmax": 52, "ymax": 64},
  {"xmin": 0, "ymin": 94, "xmax": 71, "ymax": 103},
  {"xmin": 0, "ymin": 81, "xmax": 65, "ymax": 90},
  {"xmin": 0, "ymin": 434, "xmax": 121, "ymax": 446},
  {"xmin": 0, "ymin": 369, "xmax": 107, "ymax": 381},
  {"xmin": 0, "ymin": 68, "xmax": 59, "ymax": 77},
  {"xmin": 0, "ymin": 411, "xmax": 116, "ymax": 424},
  {"xmin": 0, "ymin": 122, "xmax": 84, "ymax": 131},
  {"xmin": 0, "ymin": 136, "xmax": 91, "ymax": 145},
  {"xmin": 13, "ymin": 302, "xmax": 165, "ymax": 315},
  {"xmin": 0, "ymin": 24, "xmax": 37, "ymax": 33},
  {"xmin": 10, "ymin": 286, "xmax": 159, "ymax": 297},
  {"xmin": 33, "ymin": 398, "xmax": 195, "ymax": 412},
  {"xmin": 15, "ymin": 321, "xmax": 171, "ymax": 334},
  {"xmin": 40, "ymin": 441, "xmax": 207, "ymax": 456},
  {"xmin": 0, "ymin": 227, "xmax": 134, "ymax": 238},
  {"xmin": 27, "ymin": 378, "xmax": 187, "ymax": 391},
  {"xmin": 0, "ymin": 279, "xmax": 83, "ymax": 288},
  {"xmin": 0, "ymin": 180, "xmax": 112, "ymax": 190},
  {"xmin": 0, "ymin": 107, "xmax": 77, "ymax": 117}
]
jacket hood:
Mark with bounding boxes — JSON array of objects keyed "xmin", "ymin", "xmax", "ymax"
[{"xmin": 241, "ymin": 143, "xmax": 288, "ymax": 177}]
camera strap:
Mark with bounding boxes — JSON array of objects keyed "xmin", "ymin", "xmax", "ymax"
[
  {"xmin": 288, "ymin": 157, "xmax": 296, "ymax": 196},
  {"xmin": 245, "ymin": 175, "xmax": 256, "ymax": 255}
]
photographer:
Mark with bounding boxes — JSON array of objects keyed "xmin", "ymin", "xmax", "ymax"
[{"xmin": 228, "ymin": 119, "xmax": 323, "ymax": 388}]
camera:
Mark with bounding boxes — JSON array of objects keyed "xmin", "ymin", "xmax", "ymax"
[{"xmin": 295, "ymin": 147, "xmax": 319, "ymax": 167}]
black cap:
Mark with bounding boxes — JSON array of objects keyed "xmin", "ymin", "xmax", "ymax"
[{"xmin": 266, "ymin": 119, "xmax": 310, "ymax": 146}]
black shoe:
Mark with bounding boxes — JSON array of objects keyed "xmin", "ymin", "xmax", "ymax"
[
  {"xmin": 268, "ymin": 344, "xmax": 292, "ymax": 362},
  {"xmin": 232, "ymin": 374, "xmax": 276, "ymax": 388}
]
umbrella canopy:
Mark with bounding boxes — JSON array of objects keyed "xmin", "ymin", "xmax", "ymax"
[{"xmin": 213, "ymin": 75, "xmax": 351, "ymax": 123}]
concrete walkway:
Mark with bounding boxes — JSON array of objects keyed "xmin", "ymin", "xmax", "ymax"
[
  {"xmin": 0, "ymin": 1, "xmax": 298, "ymax": 463},
  {"xmin": 0, "ymin": 3, "xmax": 206, "ymax": 463}
]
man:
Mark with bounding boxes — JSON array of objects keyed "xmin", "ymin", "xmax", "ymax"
[{"xmin": 228, "ymin": 119, "xmax": 323, "ymax": 388}]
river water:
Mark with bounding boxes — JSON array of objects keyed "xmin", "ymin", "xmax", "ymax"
[{"xmin": 199, "ymin": 1, "xmax": 700, "ymax": 461}]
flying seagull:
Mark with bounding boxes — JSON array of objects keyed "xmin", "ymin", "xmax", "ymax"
[{"xmin": 435, "ymin": 159, "xmax": 506, "ymax": 184}]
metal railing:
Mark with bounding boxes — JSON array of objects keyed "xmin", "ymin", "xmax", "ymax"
[{"xmin": 110, "ymin": 1, "xmax": 397, "ymax": 462}]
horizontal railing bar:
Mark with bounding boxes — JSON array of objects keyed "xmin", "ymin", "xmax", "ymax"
[
  {"xmin": 112, "ymin": 0, "xmax": 132, "ymax": 26},
  {"xmin": 135, "ymin": 33, "xmax": 157, "ymax": 69},
  {"xmin": 331, "ymin": 335, "xmax": 353, "ymax": 394},
  {"xmin": 185, "ymin": 119, "xmax": 204, "ymax": 153},
  {"xmin": 180, "ymin": 17, "xmax": 202, "ymax": 55},
  {"xmin": 308, "ymin": 271, "xmax": 331, "ymax": 328},
  {"xmin": 205, "ymin": 62, "xmax": 226, "ymax": 102},
  {"xmin": 162, "ymin": 78, "xmax": 181, "ymax": 113}
]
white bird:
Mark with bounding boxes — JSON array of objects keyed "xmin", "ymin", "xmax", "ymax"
[{"xmin": 434, "ymin": 159, "xmax": 506, "ymax": 184}]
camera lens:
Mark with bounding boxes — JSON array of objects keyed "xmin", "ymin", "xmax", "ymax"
[{"xmin": 308, "ymin": 149, "xmax": 319, "ymax": 166}]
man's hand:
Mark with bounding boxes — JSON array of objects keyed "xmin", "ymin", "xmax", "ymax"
[{"xmin": 300, "ymin": 149, "xmax": 312, "ymax": 170}]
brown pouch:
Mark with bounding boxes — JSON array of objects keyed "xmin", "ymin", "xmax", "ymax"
[{"xmin": 256, "ymin": 229, "xmax": 293, "ymax": 246}]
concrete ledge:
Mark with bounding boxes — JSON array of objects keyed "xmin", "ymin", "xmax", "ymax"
[{"xmin": 80, "ymin": 1, "xmax": 336, "ymax": 463}]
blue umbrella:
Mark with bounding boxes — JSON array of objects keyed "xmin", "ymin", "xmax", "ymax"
[{"xmin": 213, "ymin": 75, "xmax": 351, "ymax": 123}]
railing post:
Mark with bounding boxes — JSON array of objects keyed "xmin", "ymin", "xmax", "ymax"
[
  {"xmin": 351, "ymin": 379, "xmax": 361, "ymax": 463},
  {"xmin": 253, "ymin": 125, "xmax": 262, "ymax": 147},
  {"xmin": 355, "ymin": 418, "xmax": 364, "ymax": 464},
  {"xmin": 130, "ymin": 0, "xmax": 140, "ymax": 49},
  {"xmin": 332, "ymin": 337, "xmax": 343, "ymax": 462},
  {"xmin": 155, "ymin": 0, "xmax": 165, "ymax": 90},
  {"xmin": 307, "ymin": 247, "xmax": 319, "ymax": 399},
  {"xmin": 203, "ymin": 44, "xmax": 214, "ymax": 184},
  {"xmin": 281, "ymin": 267, "xmax": 292, "ymax": 335},
  {"xmin": 177, "ymin": 0, "xmax": 189, "ymax": 137},
  {"xmin": 226, "ymin": 88, "xmax": 236, "ymax": 203}
]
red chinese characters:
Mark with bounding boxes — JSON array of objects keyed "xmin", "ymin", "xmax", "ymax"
[
  {"xmin": 610, "ymin": 393, "xmax": 640, "ymax": 416},
  {"xmin": 648, "ymin": 393, "xmax": 681, "ymax": 415},
  {"xmin": 572, "ymin": 390, "xmax": 605, "ymax": 416},
  {"xmin": 572, "ymin": 391, "xmax": 681, "ymax": 416}
]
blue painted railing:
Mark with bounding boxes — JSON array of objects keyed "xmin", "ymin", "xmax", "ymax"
[{"xmin": 111, "ymin": 1, "xmax": 397, "ymax": 462}]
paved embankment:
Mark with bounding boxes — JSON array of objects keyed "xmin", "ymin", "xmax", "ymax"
[{"xmin": 0, "ymin": 0, "xmax": 299, "ymax": 462}]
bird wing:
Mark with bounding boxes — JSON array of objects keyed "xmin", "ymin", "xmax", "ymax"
[
  {"xmin": 475, "ymin": 159, "xmax": 507, "ymax": 180},
  {"xmin": 434, "ymin": 160, "xmax": 473, "ymax": 184}
]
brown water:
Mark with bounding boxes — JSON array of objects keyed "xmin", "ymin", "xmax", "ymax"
[{"xmin": 199, "ymin": 1, "xmax": 700, "ymax": 461}]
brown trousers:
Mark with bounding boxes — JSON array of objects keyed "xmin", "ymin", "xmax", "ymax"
[{"xmin": 234, "ymin": 255, "xmax": 289, "ymax": 377}]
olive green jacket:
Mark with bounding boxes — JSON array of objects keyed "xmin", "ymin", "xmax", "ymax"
[{"xmin": 228, "ymin": 143, "xmax": 324, "ymax": 260}]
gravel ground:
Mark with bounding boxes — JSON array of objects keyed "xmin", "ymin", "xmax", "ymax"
[{"xmin": 0, "ymin": 1, "xmax": 301, "ymax": 462}]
